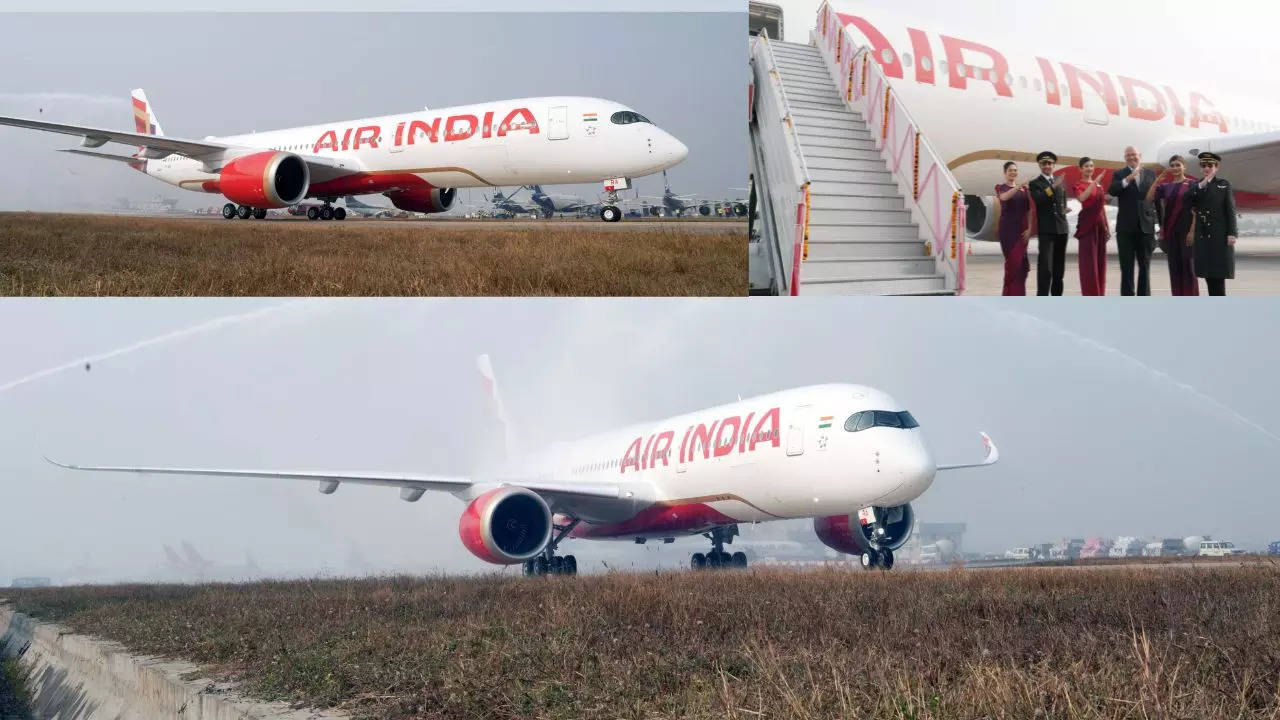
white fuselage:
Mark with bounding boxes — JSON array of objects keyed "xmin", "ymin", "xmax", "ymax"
[
  {"xmin": 144, "ymin": 96, "xmax": 688, "ymax": 199},
  {"xmin": 474, "ymin": 383, "xmax": 937, "ymax": 539}
]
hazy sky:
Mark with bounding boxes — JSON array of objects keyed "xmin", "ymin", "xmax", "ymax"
[
  {"xmin": 772, "ymin": 0, "xmax": 1280, "ymax": 103},
  {"xmin": 0, "ymin": 12, "xmax": 744, "ymax": 213},
  {"xmin": 2, "ymin": 299, "xmax": 1278, "ymax": 584}
]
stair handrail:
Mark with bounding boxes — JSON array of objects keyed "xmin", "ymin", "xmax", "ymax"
[
  {"xmin": 749, "ymin": 30, "xmax": 815, "ymax": 295},
  {"xmin": 813, "ymin": 0, "xmax": 968, "ymax": 293}
]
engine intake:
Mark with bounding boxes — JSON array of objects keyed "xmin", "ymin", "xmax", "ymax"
[
  {"xmin": 219, "ymin": 151, "xmax": 309, "ymax": 208},
  {"xmin": 385, "ymin": 187, "xmax": 457, "ymax": 214},
  {"xmin": 813, "ymin": 504, "xmax": 915, "ymax": 555},
  {"xmin": 458, "ymin": 486, "xmax": 552, "ymax": 564}
]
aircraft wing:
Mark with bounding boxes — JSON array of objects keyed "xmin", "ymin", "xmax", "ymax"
[
  {"xmin": 1160, "ymin": 130, "xmax": 1280, "ymax": 194},
  {"xmin": 44, "ymin": 457, "xmax": 625, "ymax": 506},
  {"xmin": 936, "ymin": 432, "xmax": 999, "ymax": 471},
  {"xmin": 58, "ymin": 149, "xmax": 145, "ymax": 164}
]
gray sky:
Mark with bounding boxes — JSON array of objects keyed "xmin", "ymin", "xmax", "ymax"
[
  {"xmin": 773, "ymin": 0, "xmax": 1280, "ymax": 103},
  {"xmin": 2, "ymin": 299, "xmax": 1278, "ymax": 583},
  {"xmin": 0, "ymin": 12, "xmax": 744, "ymax": 213}
]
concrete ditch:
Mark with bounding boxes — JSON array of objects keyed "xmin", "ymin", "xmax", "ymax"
[{"xmin": 0, "ymin": 605, "xmax": 347, "ymax": 720}]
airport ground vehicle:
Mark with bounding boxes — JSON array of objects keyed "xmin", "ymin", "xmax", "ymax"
[
  {"xmin": 1197, "ymin": 540, "xmax": 1245, "ymax": 557},
  {"xmin": 1004, "ymin": 547, "xmax": 1031, "ymax": 560},
  {"xmin": 49, "ymin": 359, "xmax": 998, "ymax": 576}
]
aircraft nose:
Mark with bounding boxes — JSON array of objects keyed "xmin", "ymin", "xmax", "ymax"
[{"xmin": 666, "ymin": 134, "xmax": 689, "ymax": 165}]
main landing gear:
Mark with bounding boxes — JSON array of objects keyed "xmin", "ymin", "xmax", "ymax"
[
  {"xmin": 524, "ymin": 518, "xmax": 580, "ymax": 577},
  {"xmin": 305, "ymin": 201, "xmax": 347, "ymax": 221},
  {"xmin": 222, "ymin": 203, "xmax": 269, "ymax": 220},
  {"xmin": 691, "ymin": 525, "xmax": 748, "ymax": 571}
]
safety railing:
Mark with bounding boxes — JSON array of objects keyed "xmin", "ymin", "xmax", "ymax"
[
  {"xmin": 813, "ymin": 1, "xmax": 967, "ymax": 293},
  {"xmin": 748, "ymin": 30, "xmax": 813, "ymax": 295}
]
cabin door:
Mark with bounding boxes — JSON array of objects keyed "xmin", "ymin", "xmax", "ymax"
[
  {"xmin": 786, "ymin": 406, "xmax": 809, "ymax": 457},
  {"xmin": 548, "ymin": 106, "xmax": 569, "ymax": 140}
]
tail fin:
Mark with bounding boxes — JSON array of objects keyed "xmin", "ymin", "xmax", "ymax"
[
  {"xmin": 476, "ymin": 354, "xmax": 515, "ymax": 458},
  {"xmin": 130, "ymin": 88, "xmax": 164, "ymax": 137}
]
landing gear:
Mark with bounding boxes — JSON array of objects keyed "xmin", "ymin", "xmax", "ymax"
[
  {"xmin": 306, "ymin": 206, "xmax": 320, "ymax": 221},
  {"xmin": 253, "ymin": 208, "xmax": 268, "ymax": 220},
  {"xmin": 692, "ymin": 525, "xmax": 745, "ymax": 571},
  {"xmin": 321, "ymin": 205, "xmax": 334, "ymax": 221},
  {"xmin": 333, "ymin": 207, "xmax": 347, "ymax": 221},
  {"xmin": 236, "ymin": 204, "xmax": 252, "ymax": 220},
  {"xmin": 599, "ymin": 205, "xmax": 621, "ymax": 223},
  {"xmin": 524, "ymin": 518, "xmax": 581, "ymax": 577},
  {"xmin": 221, "ymin": 203, "xmax": 236, "ymax": 220},
  {"xmin": 860, "ymin": 548, "xmax": 895, "ymax": 570}
]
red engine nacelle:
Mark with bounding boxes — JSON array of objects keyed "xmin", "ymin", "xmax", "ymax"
[
  {"xmin": 813, "ymin": 504, "xmax": 915, "ymax": 555},
  {"xmin": 458, "ymin": 486, "xmax": 552, "ymax": 564},
  {"xmin": 219, "ymin": 151, "xmax": 310, "ymax": 208},
  {"xmin": 385, "ymin": 187, "xmax": 457, "ymax": 214}
]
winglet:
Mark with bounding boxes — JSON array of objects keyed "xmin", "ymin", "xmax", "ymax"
[
  {"xmin": 44, "ymin": 455, "xmax": 78, "ymax": 470},
  {"xmin": 936, "ymin": 432, "xmax": 999, "ymax": 471}
]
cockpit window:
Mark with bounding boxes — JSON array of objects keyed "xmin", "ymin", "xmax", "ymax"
[
  {"xmin": 844, "ymin": 410, "xmax": 919, "ymax": 432},
  {"xmin": 610, "ymin": 111, "xmax": 652, "ymax": 125}
]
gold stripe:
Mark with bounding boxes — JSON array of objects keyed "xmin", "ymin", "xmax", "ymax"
[
  {"xmin": 657, "ymin": 493, "xmax": 785, "ymax": 519},
  {"xmin": 368, "ymin": 166, "xmax": 496, "ymax": 187},
  {"xmin": 947, "ymin": 149, "xmax": 1152, "ymax": 172}
]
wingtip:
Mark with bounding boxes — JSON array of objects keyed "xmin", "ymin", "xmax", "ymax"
[
  {"xmin": 979, "ymin": 432, "xmax": 999, "ymax": 465},
  {"xmin": 44, "ymin": 455, "xmax": 75, "ymax": 470}
]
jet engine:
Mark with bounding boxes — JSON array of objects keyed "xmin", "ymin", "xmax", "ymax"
[
  {"xmin": 385, "ymin": 187, "xmax": 457, "ymax": 214},
  {"xmin": 698, "ymin": 204, "xmax": 712, "ymax": 216},
  {"xmin": 732, "ymin": 202, "xmax": 748, "ymax": 217},
  {"xmin": 219, "ymin": 151, "xmax": 309, "ymax": 208},
  {"xmin": 813, "ymin": 504, "xmax": 915, "ymax": 555},
  {"xmin": 457, "ymin": 486, "xmax": 552, "ymax": 564},
  {"xmin": 964, "ymin": 194, "xmax": 998, "ymax": 242}
]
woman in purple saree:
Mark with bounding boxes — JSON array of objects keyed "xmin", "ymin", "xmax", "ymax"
[{"xmin": 1148, "ymin": 155, "xmax": 1199, "ymax": 296}]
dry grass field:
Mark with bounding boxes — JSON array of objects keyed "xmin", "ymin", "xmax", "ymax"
[
  {"xmin": 6, "ymin": 564, "xmax": 1280, "ymax": 719},
  {"xmin": 0, "ymin": 213, "xmax": 744, "ymax": 296}
]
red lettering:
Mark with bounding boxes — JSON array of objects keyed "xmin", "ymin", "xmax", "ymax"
[
  {"xmin": 445, "ymin": 114, "xmax": 478, "ymax": 142},
  {"xmin": 679, "ymin": 426, "xmax": 692, "ymax": 463},
  {"xmin": 1164, "ymin": 86, "xmax": 1186, "ymax": 127},
  {"xmin": 907, "ymin": 28, "xmax": 934, "ymax": 85},
  {"xmin": 836, "ymin": 13, "xmax": 902, "ymax": 79},
  {"xmin": 1119, "ymin": 77, "xmax": 1166, "ymax": 122},
  {"xmin": 482, "ymin": 110, "xmax": 494, "ymax": 139},
  {"xmin": 497, "ymin": 107, "xmax": 540, "ymax": 137},
  {"xmin": 394, "ymin": 121, "xmax": 405, "ymax": 146},
  {"xmin": 738, "ymin": 412, "xmax": 755, "ymax": 452},
  {"xmin": 340, "ymin": 127, "xmax": 353, "ymax": 151},
  {"xmin": 641, "ymin": 434, "xmax": 654, "ymax": 470},
  {"xmin": 1036, "ymin": 57, "xmax": 1061, "ymax": 106},
  {"xmin": 715, "ymin": 417, "xmax": 741, "ymax": 458},
  {"xmin": 750, "ymin": 408, "xmax": 781, "ymax": 451},
  {"xmin": 1061, "ymin": 64, "xmax": 1119, "ymax": 116},
  {"xmin": 1190, "ymin": 92, "xmax": 1228, "ymax": 133},
  {"xmin": 651, "ymin": 431, "xmax": 674, "ymax": 467},
  {"xmin": 313, "ymin": 130, "xmax": 338, "ymax": 154},
  {"xmin": 407, "ymin": 118, "xmax": 440, "ymax": 144},
  {"xmin": 352, "ymin": 125, "xmax": 380, "ymax": 150},
  {"xmin": 620, "ymin": 437, "xmax": 642, "ymax": 474},
  {"xmin": 690, "ymin": 421, "xmax": 720, "ymax": 460},
  {"xmin": 940, "ymin": 35, "xmax": 1012, "ymax": 97}
]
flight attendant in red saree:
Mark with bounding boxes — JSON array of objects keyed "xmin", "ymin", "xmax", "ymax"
[
  {"xmin": 995, "ymin": 161, "xmax": 1035, "ymax": 295},
  {"xmin": 1073, "ymin": 157, "xmax": 1110, "ymax": 296},
  {"xmin": 1148, "ymin": 155, "xmax": 1199, "ymax": 296}
]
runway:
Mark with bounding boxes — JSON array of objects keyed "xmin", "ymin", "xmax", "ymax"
[
  {"xmin": 964, "ymin": 236, "xmax": 1280, "ymax": 296},
  {"xmin": 160, "ymin": 214, "xmax": 744, "ymax": 235}
]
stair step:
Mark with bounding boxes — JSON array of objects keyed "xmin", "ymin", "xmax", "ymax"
[
  {"xmin": 778, "ymin": 69, "xmax": 835, "ymax": 84},
  {"xmin": 793, "ymin": 114, "xmax": 866, "ymax": 131},
  {"xmin": 809, "ymin": 207, "xmax": 913, "ymax": 225},
  {"xmin": 797, "ymin": 133, "xmax": 878, "ymax": 151},
  {"xmin": 806, "ymin": 238, "xmax": 925, "ymax": 259},
  {"xmin": 804, "ymin": 156, "xmax": 887, "ymax": 173},
  {"xmin": 782, "ymin": 78, "xmax": 841, "ymax": 92},
  {"xmin": 798, "ymin": 124, "xmax": 874, "ymax": 140},
  {"xmin": 809, "ymin": 222, "xmax": 919, "ymax": 241},
  {"xmin": 776, "ymin": 59, "xmax": 829, "ymax": 73},
  {"xmin": 807, "ymin": 167, "xmax": 895, "ymax": 184},
  {"xmin": 802, "ymin": 256, "xmax": 939, "ymax": 279},
  {"xmin": 799, "ymin": 273, "xmax": 949, "ymax": 295},
  {"xmin": 772, "ymin": 49, "xmax": 824, "ymax": 62},
  {"xmin": 801, "ymin": 145, "xmax": 881, "ymax": 161},
  {"xmin": 809, "ymin": 193, "xmax": 905, "ymax": 211}
]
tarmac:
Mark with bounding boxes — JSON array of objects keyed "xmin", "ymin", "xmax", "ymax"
[
  {"xmin": 177, "ymin": 215, "xmax": 746, "ymax": 235},
  {"xmin": 963, "ymin": 236, "xmax": 1280, "ymax": 296}
]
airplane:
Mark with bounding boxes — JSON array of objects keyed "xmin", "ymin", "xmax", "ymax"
[
  {"xmin": 0, "ymin": 90, "xmax": 688, "ymax": 224},
  {"xmin": 523, "ymin": 184, "xmax": 601, "ymax": 218},
  {"xmin": 641, "ymin": 169, "xmax": 714, "ymax": 217},
  {"xmin": 46, "ymin": 355, "xmax": 999, "ymax": 576},
  {"xmin": 342, "ymin": 195, "xmax": 397, "ymax": 219},
  {"xmin": 484, "ymin": 187, "xmax": 539, "ymax": 218},
  {"xmin": 810, "ymin": 2, "xmax": 1280, "ymax": 239}
]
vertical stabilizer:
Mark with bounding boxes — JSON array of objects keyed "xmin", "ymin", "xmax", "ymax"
[
  {"xmin": 130, "ymin": 88, "xmax": 164, "ymax": 137},
  {"xmin": 476, "ymin": 354, "xmax": 515, "ymax": 458}
]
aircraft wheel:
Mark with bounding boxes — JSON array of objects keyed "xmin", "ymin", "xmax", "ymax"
[
  {"xmin": 691, "ymin": 552, "xmax": 706, "ymax": 571},
  {"xmin": 321, "ymin": 206, "xmax": 334, "ymax": 221},
  {"xmin": 535, "ymin": 556, "xmax": 549, "ymax": 576},
  {"xmin": 306, "ymin": 207, "xmax": 320, "ymax": 221},
  {"xmin": 221, "ymin": 203, "xmax": 237, "ymax": 220},
  {"xmin": 732, "ymin": 551, "xmax": 747, "ymax": 569},
  {"xmin": 550, "ymin": 556, "xmax": 564, "ymax": 575},
  {"xmin": 860, "ymin": 551, "xmax": 877, "ymax": 570},
  {"xmin": 334, "ymin": 207, "xmax": 347, "ymax": 221},
  {"xmin": 563, "ymin": 555, "xmax": 577, "ymax": 576},
  {"xmin": 236, "ymin": 205, "xmax": 252, "ymax": 220},
  {"xmin": 881, "ymin": 549, "xmax": 894, "ymax": 570},
  {"xmin": 253, "ymin": 208, "xmax": 267, "ymax": 220},
  {"xmin": 600, "ymin": 205, "xmax": 621, "ymax": 223},
  {"xmin": 523, "ymin": 559, "xmax": 535, "ymax": 577},
  {"xmin": 707, "ymin": 551, "xmax": 723, "ymax": 569}
]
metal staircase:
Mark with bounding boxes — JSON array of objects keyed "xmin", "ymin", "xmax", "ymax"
[{"xmin": 749, "ymin": 5, "xmax": 967, "ymax": 295}]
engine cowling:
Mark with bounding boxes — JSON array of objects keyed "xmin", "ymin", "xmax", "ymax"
[
  {"xmin": 457, "ymin": 486, "xmax": 552, "ymax": 564},
  {"xmin": 813, "ymin": 504, "xmax": 915, "ymax": 555},
  {"xmin": 964, "ymin": 195, "xmax": 998, "ymax": 241},
  {"xmin": 219, "ymin": 151, "xmax": 309, "ymax": 208},
  {"xmin": 385, "ymin": 187, "xmax": 457, "ymax": 214}
]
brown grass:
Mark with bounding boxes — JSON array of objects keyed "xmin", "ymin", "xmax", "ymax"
[
  {"xmin": 7, "ymin": 565, "xmax": 1280, "ymax": 719},
  {"xmin": 0, "ymin": 213, "xmax": 744, "ymax": 296}
]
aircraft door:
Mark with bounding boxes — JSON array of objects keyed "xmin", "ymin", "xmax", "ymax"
[
  {"xmin": 548, "ymin": 106, "xmax": 569, "ymax": 140},
  {"xmin": 786, "ymin": 406, "xmax": 809, "ymax": 456}
]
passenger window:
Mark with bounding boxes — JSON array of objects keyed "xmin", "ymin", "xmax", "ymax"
[
  {"xmin": 920, "ymin": 56, "xmax": 933, "ymax": 73},
  {"xmin": 902, "ymin": 52, "xmax": 913, "ymax": 68},
  {"xmin": 880, "ymin": 48, "xmax": 895, "ymax": 64}
]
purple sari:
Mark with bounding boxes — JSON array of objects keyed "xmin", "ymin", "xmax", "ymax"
[{"xmin": 1155, "ymin": 179, "xmax": 1198, "ymax": 296}]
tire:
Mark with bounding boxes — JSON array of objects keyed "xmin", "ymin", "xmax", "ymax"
[
  {"xmin": 523, "ymin": 560, "xmax": 534, "ymax": 577},
  {"xmin": 861, "ymin": 551, "xmax": 876, "ymax": 570},
  {"xmin": 564, "ymin": 555, "xmax": 577, "ymax": 576},
  {"xmin": 881, "ymin": 549, "xmax": 895, "ymax": 570},
  {"xmin": 334, "ymin": 207, "xmax": 347, "ymax": 221},
  {"xmin": 321, "ymin": 206, "xmax": 334, "ymax": 221},
  {"xmin": 222, "ymin": 203, "xmax": 237, "ymax": 220},
  {"xmin": 600, "ymin": 206, "xmax": 621, "ymax": 223},
  {"xmin": 253, "ymin": 208, "xmax": 267, "ymax": 220},
  {"xmin": 707, "ymin": 552, "xmax": 722, "ymax": 569},
  {"xmin": 236, "ymin": 205, "xmax": 252, "ymax": 220},
  {"xmin": 691, "ymin": 553, "xmax": 706, "ymax": 570},
  {"xmin": 550, "ymin": 556, "xmax": 564, "ymax": 575},
  {"xmin": 732, "ymin": 551, "xmax": 747, "ymax": 569},
  {"xmin": 535, "ymin": 556, "xmax": 549, "ymax": 576},
  {"xmin": 306, "ymin": 207, "xmax": 320, "ymax": 221}
]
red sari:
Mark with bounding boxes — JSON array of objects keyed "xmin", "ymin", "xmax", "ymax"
[{"xmin": 1073, "ymin": 180, "xmax": 1110, "ymax": 296}]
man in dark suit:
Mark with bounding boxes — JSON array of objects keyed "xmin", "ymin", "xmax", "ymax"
[
  {"xmin": 1108, "ymin": 146, "xmax": 1158, "ymax": 295},
  {"xmin": 1027, "ymin": 151, "xmax": 1069, "ymax": 296}
]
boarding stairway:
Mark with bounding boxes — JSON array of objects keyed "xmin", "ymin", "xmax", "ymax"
[{"xmin": 749, "ymin": 5, "xmax": 966, "ymax": 295}]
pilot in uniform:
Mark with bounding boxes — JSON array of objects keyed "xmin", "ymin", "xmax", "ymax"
[
  {"xmin": 1027, "ymin": 151, "xmax": 1070, "ymax": 296},
  {"xmin": 1188, "ymin": 152, "xmax": 1238, "ymax": 296}
]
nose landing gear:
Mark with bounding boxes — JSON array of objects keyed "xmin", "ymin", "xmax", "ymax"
[
  {"xmin": 860, "ymin": 548, "xmax": 895, "ymax": 570},
  {"xmin": 691, "ymin": 525, "xmax": 747, "ymax": 571},
  {"xmin": 523, "ymin": 518, "xmax": 581, "ymax": 577}
]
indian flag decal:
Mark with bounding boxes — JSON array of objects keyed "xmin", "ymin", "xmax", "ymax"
[
  {"xmin": 818, "ymin": 415, "xmax": 833, "ymax": 429},
  {"xmin": 583, "ymin": 112, "xmax": 598, "ymax": 122}
]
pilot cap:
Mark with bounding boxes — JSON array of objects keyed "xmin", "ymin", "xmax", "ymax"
[
  {"xmin": 1036, "ymin": 151, "xmax": 1058, "ymax": 163},
  {"xmin": 1198, "ymin": 151, "xmax": 1223, "ymax": 164}
]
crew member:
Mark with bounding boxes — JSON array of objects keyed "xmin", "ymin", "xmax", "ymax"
[
  {"xmin": 1148, "ymin": 155, "xmax": 1199, "ymax": 296},
  {"xmin": 1028, "ymin": 151, "xmax": 1069, "ymax": 296},
  {"xmin": 1073, "ymin": 157, "xmax": 1110, "ymax": 296},
  {"xmin": 1189, "ymin": 152, "xmax": 1238, "ymax": 296},
  {"xmin": 1108, "ymin": 146, "xmax": 1158, "ymax": 296},
  {"xmin": 995, "ymin": 161, "xmax": 1035, "ymax": 295}
]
